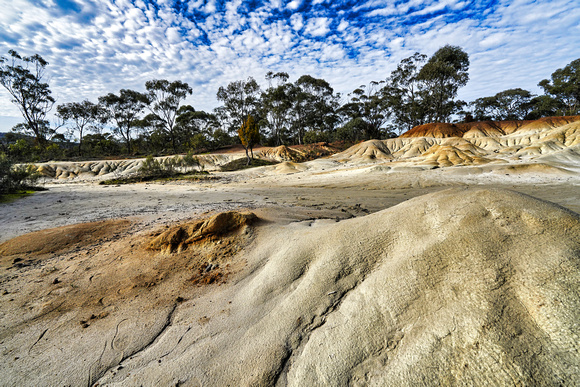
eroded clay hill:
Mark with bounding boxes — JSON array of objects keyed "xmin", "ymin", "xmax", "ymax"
[
  {"xmin": 31, "ymin": 143, "xmax": 340, "ymax": 180},
  {"xmin": 335, "ymin": 115, "xmax": 580, "ymax": 168},
  {"xmin": 1, "ymin": 189, "xmax": 579, "ymax": 385},
  {"xmin": 29, "ymin": 116, "xmax": 580, "ymax": 180}
]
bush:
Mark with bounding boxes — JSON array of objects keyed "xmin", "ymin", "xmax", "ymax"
[
  {"xmin": 0, "ymin": 153, "xmax": 40, "ymax": 194},
  {"xmin": 139, "ymin": 153, "xmax": 203, "ymax": 179},
  {"xmin": 182, "ymin": 151, "xmax": 203, "ymax": 171},
  {"xmin": 303, "ymin": 130, "xmax": 330, "ymax": 144},
  {"xmin": 139, "ymin": 155, "xmax": 170, "ymax": 178}
]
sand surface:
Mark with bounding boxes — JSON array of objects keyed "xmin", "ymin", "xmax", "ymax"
[{"xmin": 1, "ymin": 118, "xmax": 580, "ymax": 386}]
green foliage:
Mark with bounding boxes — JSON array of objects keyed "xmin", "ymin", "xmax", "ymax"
[
  {"xmin": 260, "ymin": 72, "xmax": 292, "ymax": 145},
  {"xmin": 336, "ymin": 118, "xmax": 368, "ymax": 142},
  {"xmin": 220, "ymin": 157, "xmax": 278, "ymax": 172},
  {"xmin": 145, "ymin": 79, "xmax": 193, "ymax": 152},
  {"xmin": 139, "ymin": 153, "xmax": 202, "ymax": 179},
  {"xmin": 216, "ymin": 77, "xmax": 261, "ymax": 133},
  {"xmin": 0, "ymin": 152, "xmax": 40, "ymax": 195},
  {"xmin": 387, "ymin": 52, "xmax": 428, "ymax": 133},
  {"xmin": 471, "ymin": 88, "xmax": 534, "ymax": 121},
  {"xmin": 99, "ymin": 89, "xmax": 149, "ymax": 154},
  {"xmin": 340, "ymin": 81, "xmax": 392, "ymax": 140},
  {"xmin": 303, "ymin": 130, "xmax": 330, "ymax": 144},
  {"xmin": 7, "ymin": 138, "xmax": 32, "ymax": 161},
  {"xmin": 417, "ymin": 45, "xmax": 470, "ymax": 123},
  {"xmin": 182, "ymin": 151, "xmax": 202, "ymax": 171},
  {"xmin": 539, "ymin": 58, "xmax": 580, "ymax": 115},
  {"xmin": 57, "ymin": 100, "xmax": 107, "ymax": 156},
  {"xmin": 238, "ymin": 115, "xmax": 260, "ymax": 164},
  {"xmin": 0, "ymin": 50, "xmax": 55, "ymax": 144},
  {"xmin": 100, "ymin": 153, "xmax": 209, "ymax": 185},
  {"xmin": 82, "ymin": 133, "xmax": 121, "ymax": 157},
  {"xmin": 384, "ymin": 46, "xmax": 470, "ymax": 130},
  {"xmin": 43, "ymin": 143, "xmax": 65, "ymax": 161},
  {"xmin": 189, "ymin": 133, "xmax": 209, "ymax": 152},
  {"xmin": 289, "ymin": 75, "xmax": 340, "ymax": 144},
  {"xmin": 139, "ymin": 154, "xmax": 164, "ymax": 177},
  {"xmin": 139, "ymin": 154, "xmax": 183, "ymax": 178},
  {"xmin": 526, "ymin": 95, "xmax": 563, "ymax": 120}
]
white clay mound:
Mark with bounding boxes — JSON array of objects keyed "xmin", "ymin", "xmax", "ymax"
[{"xmin": 2, "ymin": 188, "xmax": 579, "ymax": 386}]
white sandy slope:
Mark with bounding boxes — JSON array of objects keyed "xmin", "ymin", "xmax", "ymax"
[{"xmin": 1, "ymin": 188, "xmax": 579, "ymax": 386}]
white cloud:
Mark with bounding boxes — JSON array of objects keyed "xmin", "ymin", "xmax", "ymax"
[
  {"xmin": 290, "ymin": 13, "xmax": 303, "ymax": 31},
  {"xmin": 367, "ymin": 6, "xmax": 398, "ymax": 17},
  {"xmin": 287, "ymin": 0, "xmax": 302, "ymax": 11},
  {"xmin": 479, "ymin": 32, "xmax": 507, "ymax": 49},
  {"xmin": 204, "ymin": 0, "xmax": 217, "ymax": 14},
  {"xmin": 304, "ymin": 17, "xmax": 331, "ymax": 37},
  {"xmin": 337, "ymin": 19, "xmax": 349, "ymax": 32}
]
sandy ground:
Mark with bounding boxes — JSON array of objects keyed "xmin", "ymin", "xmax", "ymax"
[{"xmin": 1, "ymin": 162, "xmax": 579, "ymax": 243}]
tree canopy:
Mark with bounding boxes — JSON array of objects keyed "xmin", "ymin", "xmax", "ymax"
[
  {"xmin": 238, "ymin": 115, "xmax": 260, "ymax": 165},
  {"xmin": 0, "ymin": 50, "xmax": 55, "ymax": 144},
  {"xmin": 145, "ymin": 79, "xmax": 193, "ymax": 152},
  {"xmin": 98, "ymin": 89, "xmax": 149, "ymax": 154},
  {"xmin": 539, "ymin": 59, "xmax": 580, "ymax": 116}
]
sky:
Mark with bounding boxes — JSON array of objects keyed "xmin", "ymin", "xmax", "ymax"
[{"xmin": 0, "ymin": 0, "xmax": 579, "ymax": 132}]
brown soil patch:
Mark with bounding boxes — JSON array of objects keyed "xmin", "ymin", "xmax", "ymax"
[
  {"xmin": 0, "ymin": 211, "xmax": 258, "ymax": 334},
  {"xmin": 518, "ymin": 116, "xmax": 580, "ymax": 131},
  {"xmin": 147, "ymin": 211, "xmax": 258, "ymax": 253},
  {"xmin": 401, "ymin": 122, "xmax": 467, "ymax": 138},
  {"xmin": 0, "ymin": 219, "xmax": 131, "ymax": 258},
  {"xmin": 492, "ymin": 163, "xmax": 574, "ymax": 175},
  {"xmin": 400, "ymin": 116, "xmax": 580, "ymax": 138}
]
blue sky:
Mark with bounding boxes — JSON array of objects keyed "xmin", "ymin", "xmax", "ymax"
[{"xmin": 1, "ymin": 0, "xmax": 579, "ymax": 131}]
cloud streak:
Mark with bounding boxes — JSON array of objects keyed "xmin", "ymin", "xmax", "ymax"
[{"xmin": 0, "ymin": 0, "xmax": 579, "ymax": 131}]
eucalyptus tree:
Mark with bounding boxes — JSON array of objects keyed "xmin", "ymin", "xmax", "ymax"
[
  {"xmin": 98, "ymin": 89, "xmax": 149, "ymax": 154},
  {"xmin": 145, "ymin": 79, "xmax": 192, "ymax": 152},
  {"xmin": 260, "ymin": 71, "xmax": 292, "ymax": 145},
  {"xmin": 471, "ymin": 88, "xmax": 534, "ymax": 121},
  {"xmin": 289, "ymin": 75, "xmax": 340, "ymax": 144},
  {"xmin": 417, "ymin": 45, "xmax": 470, "ymax": 123},
  {"xmin": 0, "ymin": 50, "xmax": 55, "ymax": 144},
  {"xmin": 175, "ymin": 105, "xmax": 223, "ymax": 150},
  {"xmin": 56, "ymin": 100, "xmax": 106, "ymax": 156},
  {"xmin": 340, "ymin": 81, "xmax": 392, "ymax": 140},
  {"xmin": 387, "ymin": 52, "xmax": 428, "ymax": 133},
  {"xmin": 216, "ymin": 77, "xmax": 261, "ymax": 133},
  {"xmin": 526, "ymin": 95, "xmax": 563, "ymax": 119},
  {"xmin": 539, "ymin": 58, "xmax": 580, "ymax": 116}
]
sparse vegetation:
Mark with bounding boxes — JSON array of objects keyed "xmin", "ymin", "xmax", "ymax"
[
  {"xmin": 0, "ymin": 152, "xmax": 42, "ymax": 201},
  {"xmin": 99, "ymin": 153, "xmax": 210, "ymax": 185}
]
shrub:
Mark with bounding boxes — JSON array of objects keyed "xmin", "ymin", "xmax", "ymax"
[
  {"xmin": 0, "ymin": 153, "xmax": 40, "ymax": 194},
  {"xmin": 303, "ymin": 130, "xmax": 329, "ymax": 144},
  {"xmin": 182, "ymin": 151, "xmax": 203, "ymax": 171},
  {"xmin": 139, "ymin": 155, "xmax": 167, "ymax": 178}
]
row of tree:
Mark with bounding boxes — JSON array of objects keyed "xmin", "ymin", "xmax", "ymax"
[
  {"xmin": 469, "ymin": 58, "xmax": 580, "ymax": 121},
  {"xmin": 1, "ymin": 47, "xmax": 579, "ymax": 162}
]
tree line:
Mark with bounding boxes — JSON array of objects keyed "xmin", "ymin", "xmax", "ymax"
[{"xmin": 1, "ymin": 47, "xmax": 579, "ymax": 162}]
